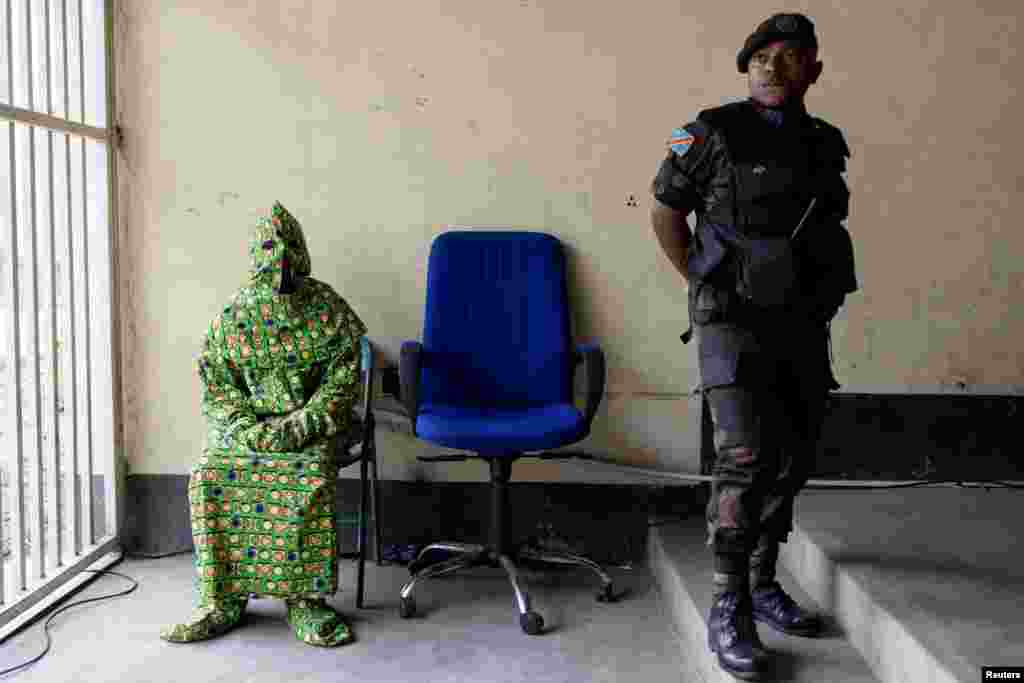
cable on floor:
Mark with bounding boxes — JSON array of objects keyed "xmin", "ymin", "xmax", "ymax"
[
  {"xmin": 124, "ymin": 549, "xmax": 193, "ymax": 559},
  {"xmin": 6, "ymin": 476, "xmax": 1019, "ymax": 672},
  {"xmin": 0, "ymin": 570, "xmax": 139, "ymax": 678},
  {"xmin": 805, "ymin": 478, "xmax": 1024, "ymax": 490},
  {"xmin": 0, "ymin": 545, "xmax": 382, "ymax": 677},
  {"xmin": 646, "ymin": 478, "xmax": 1024, "ymax": 527},
  {"xmin": 644, "ymin": 474, "xmax": 1024, "ymax": 490}
]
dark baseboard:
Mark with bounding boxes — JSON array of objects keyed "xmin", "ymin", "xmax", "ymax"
[
  {"xmin": 123, "ymin": 475, "xmax": 698, "ymax": 565},
  {"xmin": 701, "ymin": 392, "xmax": 1024, "ymax": 480},
  {"xmin": 127, "ymin": 393, "xmax": 1024, "ymax": 558},
  {"xmin": 123, "ymin": 474, "xmax": 194, "ymax": 557}
]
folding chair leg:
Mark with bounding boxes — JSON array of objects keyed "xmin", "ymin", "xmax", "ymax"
[
  {"xmin": 370, "ymin": 447, "xmax": 383, "ymax": 565},
  {"xmin": 356, "ymin": 455, "xmax": 370, "ymax": 609}
]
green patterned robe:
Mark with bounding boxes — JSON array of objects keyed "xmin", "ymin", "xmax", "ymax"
[{"xmin": 189, "ymin": 202, "xmax": 366, "ymax": 606}]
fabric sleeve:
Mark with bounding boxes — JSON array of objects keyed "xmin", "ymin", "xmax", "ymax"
[
  {"xmin": 198, "ymin": 354, "xmax": 301, "ymax": 452},
  {"xmin": 279, "ymin": 306, "xmax": 368, "ymax": 449},
  {"xmin": 650, "ymin": 120, "xmax": 717, "ymax": 211}
]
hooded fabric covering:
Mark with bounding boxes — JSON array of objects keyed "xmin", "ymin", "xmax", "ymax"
[{"xmin": 189, "ymin": 202, "xmax": 366, "ymax": 607}]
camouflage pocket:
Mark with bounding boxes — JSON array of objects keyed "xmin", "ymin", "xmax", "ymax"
[{"xmin": 691, "ymin": 281, "xmax": 736, "ymax": 326}]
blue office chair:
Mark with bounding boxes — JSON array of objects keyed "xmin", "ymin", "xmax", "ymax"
[{"xmin": 396, "ymin": 231, "xmax": 613, "ymax": 635}]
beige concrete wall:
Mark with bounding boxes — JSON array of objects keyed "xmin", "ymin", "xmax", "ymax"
[{"xmin": 114, "ymin": 1, "xmax": 1024, "ymax": 477}]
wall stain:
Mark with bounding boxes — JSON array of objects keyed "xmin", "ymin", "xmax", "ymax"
[
  {"xmin": 466, "ymin": 119, "xmax": 480, "ymax": 136},
  {"xmin": 217, "ymin": 191, "xmax": 240, "ymax": 206},
  {"xmin": 186, "ymin": 207, "xmax": 200, "ymax": 216}
]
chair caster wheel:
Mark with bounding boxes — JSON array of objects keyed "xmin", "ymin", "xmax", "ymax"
[
  {"xmin": 399, "ymin": 596, "xmax": 416, "ymax": 619},
  {"xmin": 596, "ymin": 584, "xmax": 617, "ymax": 603},
  {"xmin": 520, "ymin": 611, "xmax": 544, "ymax": 635}
]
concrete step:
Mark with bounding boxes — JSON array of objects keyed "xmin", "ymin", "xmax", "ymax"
[
  {"xmin": 781, "ymin": 489, "xmax": 1024, "ymax": 683},
  {"xmin": 649, "ymin": 519, "xmax": 877, "ymax": 683}
]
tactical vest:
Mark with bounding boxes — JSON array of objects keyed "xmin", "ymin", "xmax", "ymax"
[{"xmin": 688, "ymin": 101, "xmax": 849, "ymax": 312}]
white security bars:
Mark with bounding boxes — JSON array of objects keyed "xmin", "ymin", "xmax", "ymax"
[{"xmin": 0, "ymin": 0, "xmax": 120, "ymax": 640}]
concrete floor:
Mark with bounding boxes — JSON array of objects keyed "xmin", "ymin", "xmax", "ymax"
[{"xmin": 0, "ymin": 553, "xmax": 697, "ymax": 683}]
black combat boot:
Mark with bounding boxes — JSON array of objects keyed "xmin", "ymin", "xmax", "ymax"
[
  {"xmin": 708, "ymin": 592, "xmax": 770, "ymax": 680},
  {"xmin": 751, "ymin": 581, "xmax": 822, "ymax": 637}
]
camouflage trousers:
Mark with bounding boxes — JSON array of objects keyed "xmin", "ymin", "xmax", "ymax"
[
  {"xmin": 704, "ymin": 384, "xmax": 827, "ymax": 557},
  {"xmin": 699, "ymin": 324, "xmax": 830, "ymax": 558}
]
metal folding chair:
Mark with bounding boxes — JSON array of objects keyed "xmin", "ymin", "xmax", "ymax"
[{"xmin": 336, "ymin": 336, "xmax": 386, "ymax": 608}]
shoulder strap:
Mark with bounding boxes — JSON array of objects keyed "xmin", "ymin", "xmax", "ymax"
[{"xmin": 697, "ymin": 101, "xmax": 748, "ymax": 128}]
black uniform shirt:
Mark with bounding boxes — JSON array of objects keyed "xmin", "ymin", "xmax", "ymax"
[
  {"xmin": 651, "ymin": 102, "xmax": 858, "ymax": 301},
  {"xmin": 651, "ymin": 120, "xmax": 730, "ymax": 217}
]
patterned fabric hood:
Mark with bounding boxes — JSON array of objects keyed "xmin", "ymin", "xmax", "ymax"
[
  {"xmin": 249, "ymin": 201, "xmax": 312, "ymax": 293},
  {"xmin": 199, "ymin": 202, "xmax": 360, "ymax": 374}
]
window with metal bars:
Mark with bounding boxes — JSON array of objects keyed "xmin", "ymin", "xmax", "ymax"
[{"xmin": 0, "ymin": 0, "xmax": 121, "ymax": 641}]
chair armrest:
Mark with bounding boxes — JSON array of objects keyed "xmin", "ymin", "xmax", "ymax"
[
  {"xmin": 574, "ymin": 343, "xmax": 605, "ymax": 427},
  {"xmin": 399, "ymin": 340, "xmax": 423, "ymax": 435},
  {"xmin": 357, "ymin": 336, "xmax": 376, "ymax": 431},
  {"xmin": 353, "ymin": 336, "xmax": 416, "ymax": 436},
  {"xmin": 360, "ymin": 335, "xmax": 374, "ymax": 372}
]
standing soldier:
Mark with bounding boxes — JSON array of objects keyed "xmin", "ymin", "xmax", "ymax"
[{"xmin": 650, "ymin": 13, "xmax": 857, "ymax": 680}]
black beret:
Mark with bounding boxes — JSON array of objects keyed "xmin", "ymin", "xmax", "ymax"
[{"xmin": 737, "ymin": 13, "xmax": 818, "ymax": 73}]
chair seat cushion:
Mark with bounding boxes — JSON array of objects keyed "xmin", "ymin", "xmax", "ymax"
[{"xmin": 415, "ymin": 403, "xmax": 588, "ymax": 454}]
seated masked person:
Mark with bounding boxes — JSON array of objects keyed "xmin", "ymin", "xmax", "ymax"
[{"xmin": 161, "ymin": 202, "xmax": 367, "ymax": 647}]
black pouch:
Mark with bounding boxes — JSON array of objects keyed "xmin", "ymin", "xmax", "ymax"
[
  {"xmin": 736, "ymin": 236, "xmax": 797, "ymax": 308},
  {"xmin": 731, "ymin": 153, "xmax": 808, "ymax": 307}
]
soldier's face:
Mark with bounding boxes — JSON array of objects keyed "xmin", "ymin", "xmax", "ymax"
[{"xmin": 747, "ymin": 40, "xmax": 822, "ymax": 108}]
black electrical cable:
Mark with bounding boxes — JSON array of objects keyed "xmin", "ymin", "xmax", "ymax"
[
  {"xmin": 124, "ymin": 549, "xmax": 193, "ymax": 559},
  {"xmin": 804, "ymin": 478, "xmax": 1024, "ymax": 490},
  {"xmin": 0, "ymin": 550, "xmax": 201, "ymax": 676},
  {"xmin": 647, "ymin": 517, "xmax": 697, "ymax": 527},
  {"xmin": 0, "ymin": 547, "xmax": 385, "ymax": 676},
  {"xmin": 5, "ymin": 474, "xmax": 1019, "ymax": 672},
  {"xmin": 0, "ymin": 570, "xmax": 139, "ymax": 678},
  {"xmin": 646, "ymin": 478, "xmax": 1024, "ymax": 527}
]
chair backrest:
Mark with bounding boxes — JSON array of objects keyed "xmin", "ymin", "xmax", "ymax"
[{"xmin": 421, "ymin": 231, "xmax": 573, "ymax": 409}]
